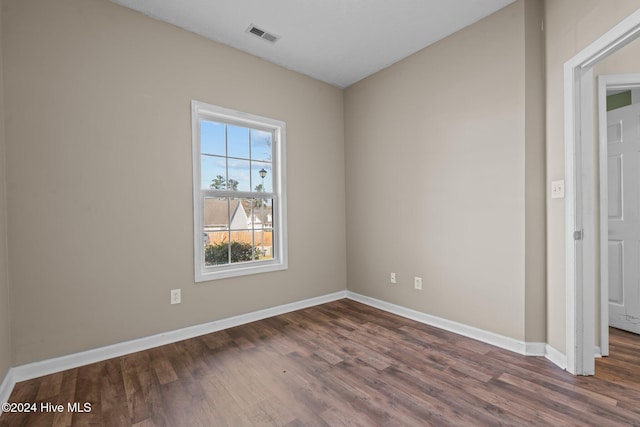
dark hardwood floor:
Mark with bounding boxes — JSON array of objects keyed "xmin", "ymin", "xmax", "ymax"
[{"xmin": 2, "ymin": 299, "xmax": 640, "ymax": 426}]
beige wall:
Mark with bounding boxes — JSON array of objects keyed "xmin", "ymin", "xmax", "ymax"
[
  {"xmin": 595, "ymin": 35, "xmax": 640, "ymax": 76},
  {"xmin": 0, "ymin": 1, "xmax": 13, "ymax": 381},
  {"xmin": 544, "ymin": 0, "xmax": 640, "ymax": 353},
  {"xmin": 3, "ymin": 0, "xmax": 346, "ymax": 365},
  {"xmin": 345, "ymin": 1, "xmax": 545, "ymax": 342},
  {"xmin": 524, "ymin": 0, "xmax": 546, "ymax": 342}
]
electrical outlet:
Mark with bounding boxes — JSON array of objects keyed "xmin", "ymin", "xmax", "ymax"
[
  {"xmin": 390, "ymin": 272, "xmax": 397, "ymax": 284},
  {"xmin": 414, "ymin": 277, "xmax": 423, "ymax": 290},
  {"xmin": 171, "ymin": 289, "xmax": 181, "ymax": 305}
]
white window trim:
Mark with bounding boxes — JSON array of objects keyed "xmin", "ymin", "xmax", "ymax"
[{"xmin": 191, "ymin": 100, "xmax": 288, "ymax": 282}]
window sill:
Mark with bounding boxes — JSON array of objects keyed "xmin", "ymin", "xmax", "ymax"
[{"xmin": 195, "ymin": 259, "xmax": 288, "ymax": 282}]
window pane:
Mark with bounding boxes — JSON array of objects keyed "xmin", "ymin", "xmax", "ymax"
[
  {"xmin": 200, "ymin": 120, "xmax": 226, "ymax": 156},
  {"xmin": 252, "ymin": 162, "xmax": 272, "ymax": 193},
  {"xmin": 227, "ymin": 159, "xmax": 251, "ymax": 192},
  {"xmin": 229, "ymin": 233, "xmax": 258, "ymax": 263},
  {"xmin": 244, "ymin": 198, "xmax": 268, "ymax": 232},
  {"xmin": 204, "ymin": 198, "xmax": 231, "ymax": 266},
  {"xmin": 201, "ymin": 155, "xmax": 227, "ymax": 190},
  {"xmin": 255, "ymin": 198, "xmax": 273, "ymax": 261},
  {"xmin": 204, "ymin": 197, "xmax": 230, "ymax": 230},
  {"xmin": 204, "ymin": 231, "xmax": 230, "ymax": 266},
  {"xmin": 251, "ymin": 129, "xmax": 272, "ymax": 161},
  {"xmin": 251, "ymin": 197, "xmax": 271, "ymax": 230},
  {"xmin": 227, "ymin": 125, "xmax": 249, "ymax": 159}
]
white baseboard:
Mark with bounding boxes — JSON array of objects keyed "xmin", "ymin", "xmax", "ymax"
[
  {"xmin": 525, "ymin": 342, "xmax": 547, "ymax": 356},
  {"xmin": 0, "ymin": 368, "xmax": 15, "ymax": 408},
  {"xmin": 545, "ymin": 344, "xmax": 568, "ymax": 370},
  {"xmin": 594, "ymin": 346, "xmax": 602, "ymax": 358},
  {"xmin": 347, "ymin": 291, "xmax": 550, "ymax": 358},
  {"xmin": 1, "ymin": 290, "xmax": 347, "ymax": 404},
  {"xmin": 1, "ymin": 289, "xmax": 571, "ymax": 406}
]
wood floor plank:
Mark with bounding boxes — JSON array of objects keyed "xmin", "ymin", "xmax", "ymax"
[
  {"xmin": 34, "ymin": 372, "xmax": 63, "ymax": 403},
  {"xmin": 3, "ymin": 300, "xmax": 640, "ymax": 426},
  {"xmin": 120, "ymin": 354, "xmax": 151, "ymax": 425},
  {"xmin": 497, "ymin": 372, "xmax": 636, "ymax": 427},
  {"xmin": 52, "ymin": 369, "xmax": 78, "ymax": 427}
]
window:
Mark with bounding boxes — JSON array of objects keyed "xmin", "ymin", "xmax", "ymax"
[{"xmin": 191, "ymin": 101, "xmax": 287, "ymax": 281}]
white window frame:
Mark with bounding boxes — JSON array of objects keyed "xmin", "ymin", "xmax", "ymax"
[{"xmin": 191, "ymin": 100, "xmax": 288, "ymax": 282}]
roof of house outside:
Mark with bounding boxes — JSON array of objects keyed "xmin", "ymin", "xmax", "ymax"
[
  {"xmin": 204, "ymin": 199, "xmax": 273, "ymax": 228},
  {"xmin": 204, "ymin": 199, "xmax": 242, "ymax": 227}
]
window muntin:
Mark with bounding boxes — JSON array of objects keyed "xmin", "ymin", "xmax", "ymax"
[{"xmin": 192, "ymin": 101, "xmax": 286, "ymax": 281}]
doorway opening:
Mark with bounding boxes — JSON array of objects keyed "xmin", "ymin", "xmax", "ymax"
[
  {"xmin": 597, "ymin": 74, "xmax": 640, "ymax": 358},
  {"xmin": 565, "ymin": 10, "xmax": 640, "ymax": 375}
]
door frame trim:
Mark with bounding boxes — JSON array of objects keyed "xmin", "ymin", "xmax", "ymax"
[{"xmin": 565, "ymin": 9, "xmax": 640, "ymax": 375}]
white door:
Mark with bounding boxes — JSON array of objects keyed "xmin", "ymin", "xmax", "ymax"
[{"xmin": 608, "ymin": 101, "xmax": 640, "ymax": 334}]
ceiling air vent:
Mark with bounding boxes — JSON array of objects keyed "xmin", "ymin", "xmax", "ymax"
[{"xmin": 246, "ymin": 24, "xmax": 279, "ymax": 43}]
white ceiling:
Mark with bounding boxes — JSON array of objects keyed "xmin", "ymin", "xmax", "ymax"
[{"xmin": 111, "ymin": 0, "xmax": 515, "ymax": 88}]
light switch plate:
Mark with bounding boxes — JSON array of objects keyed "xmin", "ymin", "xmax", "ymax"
[{"xmin": 551, "ymin": 180, "xmax": 565, "ymax": 199}]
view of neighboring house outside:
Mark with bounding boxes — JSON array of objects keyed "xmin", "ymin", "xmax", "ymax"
[{"xmin": 203, "ymin": 198, "xmax": 273, "ymax": 260}]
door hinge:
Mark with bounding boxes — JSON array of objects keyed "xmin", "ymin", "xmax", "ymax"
[{"xmin": 574, "ymin": 230, "xmax": 583, "ymax": 241}]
